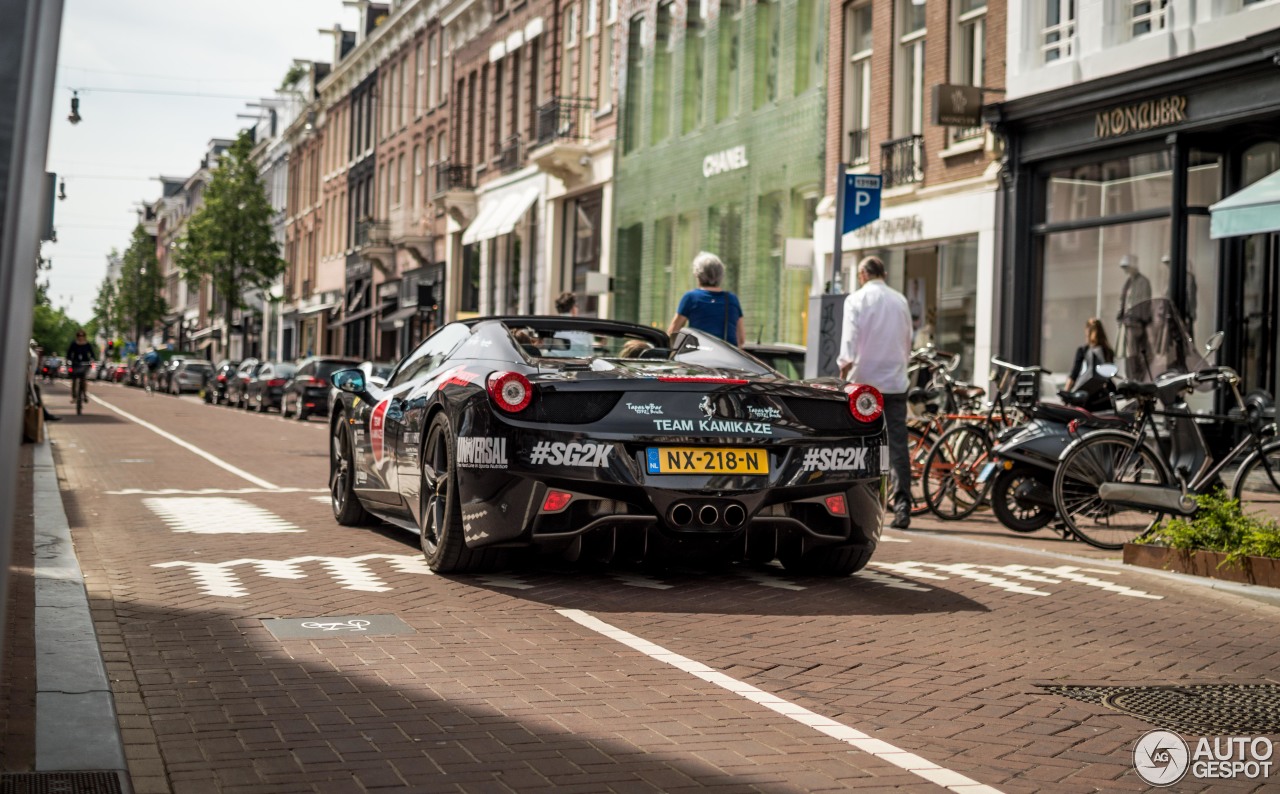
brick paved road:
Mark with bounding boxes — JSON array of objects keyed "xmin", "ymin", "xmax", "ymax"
[{"xmin": 33, "ymin": 381, "xmax": 1280, "ymax": 792}]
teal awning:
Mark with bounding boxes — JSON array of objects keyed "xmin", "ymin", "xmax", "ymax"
[{"xmin": 1210, "ymin": 168, "xmax": 1280, "ymax": 239}]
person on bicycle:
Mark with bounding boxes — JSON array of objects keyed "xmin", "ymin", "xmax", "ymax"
[{"xmin": 66, "ymin": 329, "xmax": 96, "ymax": 404}]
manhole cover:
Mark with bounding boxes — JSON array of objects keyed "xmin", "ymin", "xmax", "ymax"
[
  {"xmin": 0, "ymin": 771, "xmax": 125, "ymax": 794},
  {"xmin": 1042, "ymin": 684, "xmax": 1280, "ymax": 735}
]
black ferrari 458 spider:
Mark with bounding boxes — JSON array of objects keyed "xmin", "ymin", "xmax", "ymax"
[{"xmin": 328, "ymin": 316, "xmax": 887, "ymax": 575}]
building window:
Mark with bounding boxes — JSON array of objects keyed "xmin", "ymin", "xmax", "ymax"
[
  {"xmin": 1042, "ymin": 0, "xmax": 1076, "ymax": 63},
  {"xmin": 753, "ymin": 0, "xmax": 779, "ymax": 109},
  {"xmin": 399, "ymin": 57, "xmax": 409, "ymax": 128},
  {"xmin": 842, "ymin": 3, "xmax": 872, "ymax": 165},
  {"xmin": 716, "ymin": 0, "xmax": 743, "ymax": 121},
  {"xmin": 894, "ymin": 0, "xmax": 925, "ymax": 137},
  {"xmin": 1130, "ymin": 0, "xmax": 1167, "ymax": 37},
  {"xmin": 599, "ymin": 0, "xmax": 617, "ymax": 110},
  {"xmin": 563, "ymin": 191, "xmax": 604, "ymax": 314},
  {"xmin": 582, "ymin": 0, "xmax": 599, "ymax": 105},
  {"xmin": 415, "ymin": 44, "xmax": 424, "ymax": 117},
  {"xmin": 623, "ymin": 14, "xmax": 645, "ymax": 152},
  {"xmin": 615, "ymin": 222, "xmax": 644, "ymax": 323},
  {"xmin": 793, "ymin": 0, "xmax": 825, "ymax": 94},
  {"xmin": 951, "ymin": 0, "xmax": 985, "ymax": 143},
  {"xmin": 428, "ymin": 33, "xmax": 440, "ymax": 108},
  {"xmin": 398, "ymin": 153, "xmax": 406, "ymax": 207},
  {"xmin": 562, "ymin": 3, "xmax": 580, "ymax": 98},
  {"xmin": 441, "ymin": 31, "xmax": 451, "ymax": 102},
  {"xmin": 652, "ymin": 2, "xmax": 675, "ymax": 144},
  {"xmin": 682, "ymin": 0, "xmax": 706, "ymax": 133}
]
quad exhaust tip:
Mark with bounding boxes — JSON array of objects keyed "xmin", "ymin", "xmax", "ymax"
[
  {"xmin": 722, "ymin": 504, "xmax": 746, "ymax": 528},
  {"xmin": 668, "ymin": 501, "xmax": 747, "ymax": 528},
  {"xmin": 670, "ymin": 503, "xmax": 694, "ymax": 527},
  {"xmin": 698, "ymin": 504, "xmax": 719, "ymax": 526}
]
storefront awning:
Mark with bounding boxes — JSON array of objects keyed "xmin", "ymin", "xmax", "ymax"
[
  {"xmin": 461, "ymin": 185, "xmax": 540, "ymax": 245},
  {"xmin": 1210, "ymin": 168, "xmax": 1280, "ymax": 239}
]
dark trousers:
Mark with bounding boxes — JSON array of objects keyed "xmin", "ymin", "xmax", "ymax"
[{"xmin": 882, "ymin": 392, "xmax": 911, "ymax": 511}]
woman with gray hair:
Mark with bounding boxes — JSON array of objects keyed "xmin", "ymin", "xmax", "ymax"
[{"xmin": 666, "ymin": 251, "xmax": 745, "ymax": 346}]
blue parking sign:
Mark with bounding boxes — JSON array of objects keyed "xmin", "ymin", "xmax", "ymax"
[{"xmin": 841, "ymin": 173, "xmax": 882, "ymax": 234}]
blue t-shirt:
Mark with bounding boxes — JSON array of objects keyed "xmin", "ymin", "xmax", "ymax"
[{"xmin": 677, "ymin": 289, "xmax": 743, "ymax": 344}]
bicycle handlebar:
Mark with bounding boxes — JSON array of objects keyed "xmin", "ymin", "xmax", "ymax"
[{"xmin": 989, "ymin": 357, "xmax": 1045, "ymax": 374}]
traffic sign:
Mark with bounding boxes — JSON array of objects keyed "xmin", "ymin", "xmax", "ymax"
[{"xmin": 841, "ymin": 173, "xmax": 882, "ymax": 234}]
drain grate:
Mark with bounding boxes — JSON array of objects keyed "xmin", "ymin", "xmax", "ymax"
[
  {"xmin": 1042, "ymin": 683, "xmax": 1280, "ymax": 735},
  {"xmin": 0, "ymin": 771, "xmax": 125, "ymax": 794}
]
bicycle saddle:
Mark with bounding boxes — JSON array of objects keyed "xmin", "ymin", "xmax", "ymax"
[{"xmin": 1116, "ymin": 380, "xmax": 1158, "ymax": 398}]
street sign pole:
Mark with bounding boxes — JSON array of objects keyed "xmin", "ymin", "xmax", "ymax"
[{"xmin": 832, "ymin": 163, "xmax": 846, "ymax": 294}]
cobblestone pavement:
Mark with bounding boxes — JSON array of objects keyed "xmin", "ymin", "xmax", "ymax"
[{"xmin": 15, "ymin": 381, "xmax": 1280, "ymax": 792}]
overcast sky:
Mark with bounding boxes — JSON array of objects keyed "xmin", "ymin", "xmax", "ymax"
[{"xmin": 44, "ymin": 0, "xmax": 360, "ymax": 323}]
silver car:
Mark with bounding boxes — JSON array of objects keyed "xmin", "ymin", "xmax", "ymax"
[{"xmin": 169, "ymin": 360, "xmax": 214, "ymax": 394}]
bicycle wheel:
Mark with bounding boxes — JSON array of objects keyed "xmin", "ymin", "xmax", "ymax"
[
  {"xmin": 922, "ymin": 424, "xmax": 992, "ymax": 520},
  {"xmin": 1053, "ymin": 432, "xmax": 1169, "ymax": 550},
  {"xmin": 907, "ymin": 425, "xmax": 937, "ymax": 516},
  {"xmin": 75, "ymin": 379, "xmax": 84, "ymax": 415},
  {"xmin": 1232, "ymin": 440, "xmax": 1280, "ymax": 521}
]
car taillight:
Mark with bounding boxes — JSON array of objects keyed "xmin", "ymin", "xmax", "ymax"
[
  {"xmin": 846, "ymin": 383, "xmax": 883, "ymax": 423},
  {"xmin": 824, "ymin": 494, "xmax": 848, "ymax": 516},
  {"xmin": 267, "ymin": 378, "xmax": 286, "ymax": 387},
  {"xmin": 487, "ymin": 371, "xmax": 532, "ymax": 413},
  {"xmin": 309, "ymin": 377, "xmax": 326, "ymax": 386},
  {"xmin": 541, "ymin": 490, "xmax": 573, "ymax": 513},
  {"xmin": 217, "ymin": 374, "xmax": 227, "ymax": 382}
]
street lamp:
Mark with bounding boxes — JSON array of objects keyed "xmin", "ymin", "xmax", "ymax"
[{"xmin": 67, "ymin": 91, "xmax": 81, "ymax": 125}]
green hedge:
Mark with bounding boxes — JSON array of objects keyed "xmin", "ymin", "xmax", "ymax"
[{"xmin": 1137, "ymin": 490, "xmax": 1280, "ymax": 563}]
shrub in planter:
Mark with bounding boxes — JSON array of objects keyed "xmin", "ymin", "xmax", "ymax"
[{"xmin": 1136, "ymin": 490, "xmax": 1280, "ymax": 566}]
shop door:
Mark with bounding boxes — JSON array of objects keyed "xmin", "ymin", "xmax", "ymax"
[{"xmin": 903, "ymin": 247, "xmax": 937, "ymax": 347}]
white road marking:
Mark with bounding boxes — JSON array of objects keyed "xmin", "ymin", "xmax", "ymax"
[
  {"xmin": 153, "ymin": 553, "xmax": 432, "ymax": 597},
  {"xmin": 736, "ymin": 569, "xmax": 806, "ymax": 591},
  {"xmin": 870, "ymin": 561, "xmax": 1163, "ymax": 600},
  {"xmin": 854, "ymin": 569, "xmax": 932, "ymax": 592},
  {"xmin": 90, "ymin": 395, "xmax": 279, "ymax": 489},
  {"xmin": 311, "ymin": 495, "xmax": 330, "ymax": 503},
  {"xmin": 476, "ymin": 574, "xmax": 535, "ymax": 590},
  {"xmin": 558, "ymin": 609, "xmax": 1003, "ymax": 794},
  {"xmin": 107, "ymin": 487, "xmax": 327, "ymax": 496},
  {"xmin": 611, "ymin": 573, "xmax": 673, "ymax": 590},
  {"xmin": 143, "ymin": 497, "xmax": 304, "ymax": 534},
  {"xmin": 879, "ymin": 535, "xmax": 911, "ymax": 543}
]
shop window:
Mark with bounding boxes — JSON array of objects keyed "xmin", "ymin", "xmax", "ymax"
[
  {"xmin": 753, "ymin": 0, "xmax": 779, "ymax": 109},
  {"xmin": 564, "ymin": 192, "xmax": 604, "ymax": 315},
  {"xmin": 1039, "ymin": 218, "xmax": 1173, "ymax": 379},
  {"xmin": 716, "ymin": 0, "xmax": 743, "ymax": 121},
  {"xmin": 756, "ymin": 191, "xmax": 787, "ymax": 341},
  {"xmin": 682, "ymin": 0, "xmax": 707, "ymax": 134},
  {"xmin": 1044, "ymin": 151, "xmax": 1172, "ymax": 225},
  {"xmin": 1242, "ymin": 141, "xmax": 1280, "ymax": 188},
  {"xmin": 653, "ymin": 216, "xmax": 676, "ymax": 324},
  {"xmin": 894, "ymin": 0, "xmax": 926, "ymax": 137},
  {"xmin": 673, "ymin": 210, "xmax": 703, "ymax": 310},
  {"xmin": 461, "ymin": 243, "xmax": 481, "ymax": 313},
  {"xmin": 793, "ymin": 0, "xmax": 825, "ymax": 94},
  {"xmin": 652, "ymin": 2, "xmax": 675, "ymax": 144},
  {"xmin": 615, "ymin": 223, "xmax": 644, "ymax": 323},
  {"xmin": 842, "ymin": 3, "xmax": 872, "ymax": 165},
  {"xmin": 1042, "ymin": 0, "xmax": 1076, "ymax": 63},
  {"xmin": 708, "ymin": 203, "xmax": 742, "ymax": 294},
  {"xmin": 1130, "ymin": 0, "xmax": 1168, "ymax": 37},
  {"xmin": 623, "ymin": 14, "xmax": 645, "ymax": 153},
  {"xmin": 1187, "ymin": 149, "xmax": 1222, "ymax": 207},
  {"xmin": 937, "ymin": 237, "xmax": 979, "ymax": 381}
]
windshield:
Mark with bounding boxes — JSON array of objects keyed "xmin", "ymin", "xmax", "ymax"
[
  {"xmin": 1118, "ymin": 297, "xmax": 1210, "ymax": 383},
  {"xmin": 317, "ymin": 360, "xmax": 360, "ymax": 377}
]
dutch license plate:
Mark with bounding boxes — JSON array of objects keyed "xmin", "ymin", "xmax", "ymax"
[
  {"xmin": 977, "ymin": 462, "xmax": 998, "ymax": 483},
  {"xmin": 646, "ymin": 447, "xmax": 769, "ymax": 475}
]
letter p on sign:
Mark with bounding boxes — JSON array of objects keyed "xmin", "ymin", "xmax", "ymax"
[{"xmin": 842, "ymin": 174, "xmax": 882, "ymax": 234}]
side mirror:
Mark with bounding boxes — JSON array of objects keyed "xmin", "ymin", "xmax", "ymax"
[
  {"xmin": 1096, "ymin": 363, "xmax": 1118, "ymax": 378},
  {"xmin": 331, "ymin": 369, "xmax": 367, "ymax": 395},
  {"xmin": 1205, "ymin": 331, "xmax": 1224, "ymax": 356}
]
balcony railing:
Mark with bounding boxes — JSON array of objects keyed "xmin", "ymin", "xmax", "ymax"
[
  {"xmin": 434, "ymin": 161, "xmax": 473, "ymax": 196},
  {"xmin": 497, "ymin": 135, "xmax": 521, "ymax": 174},
  {"xmin": 535, "ymin": 97, "xmax": 594, "ymax": 146},
  {"xmin": 847, "ymin": 128, "xmax": 869, "ymax": 167},
  {"xmin": 355, "ymin": 218, "xmax": 390, "ymax": 249},
  {"xmin": 881, "ymin": 134, "xmax": 924, "ymax": 189}
]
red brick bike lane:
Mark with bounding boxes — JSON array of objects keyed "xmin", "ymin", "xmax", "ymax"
[{"xmin": 36, "ymin": 379, "xmax": 1280, "ymax": 793}]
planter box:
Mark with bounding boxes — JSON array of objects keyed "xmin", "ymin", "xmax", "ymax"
[{"xmin": 1124, "ymin": 544, "xmax": 1280, "ymax": 588}]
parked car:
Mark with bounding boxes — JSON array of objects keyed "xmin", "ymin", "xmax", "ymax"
[
  {"xmin": 244, "ymin": 362, "xmax": 297, "ymax": 413},
  {"xmin": 40, "ymin": 356, "xmax": 61, "ymax": 381},
  {"xmin": 110, "ymin": 363, "xmax": 129, "ymax": 383},
  {"xmin": 203, "ymin": 359, "xmax": 241, "ymax": 404},
  {"xmin": 168, "ymin": 359, "xmax": 214, "ymax": 394},
  {"xmin": 281, "ymin": 357, "xmax": 360, "ymax": 421},
  {"xmin": 744, "ymin": 342, "xmax": 807, "ymax": 381},
  {"xmin": 328, "ymin": 317, "xmax": 886, "ymax": 575},
  {"xmin": 157, "ymin": 357, "xmax": 184, "ymax": 392},
  {"xmin": 225, "ymin": 358, "xmax": 261, "ymax": 408}
]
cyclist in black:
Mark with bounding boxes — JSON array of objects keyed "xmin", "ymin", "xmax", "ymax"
[{"xmin": 66, "ymin": 329, "xmax": 96, "ymax": 405}]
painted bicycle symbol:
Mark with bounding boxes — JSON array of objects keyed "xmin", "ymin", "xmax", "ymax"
[{"xmin": 300, "ymin": 619, "xmax": 372, "ymax": 632}]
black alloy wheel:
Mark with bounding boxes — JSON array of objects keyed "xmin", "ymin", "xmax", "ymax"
[
  {"xmin": 329, "ymin": 419, "xmax": 371, "ymax": 526},
  {"xmin": 419, "ymin": 414, "xmax": 497, "ymax": 573}
]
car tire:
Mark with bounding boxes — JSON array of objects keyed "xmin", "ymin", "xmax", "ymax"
[
  {"xmin": 419, "ymin": 413, "xmax": 500, "ymax": 573},
  {"xmin": 329, "ymin": 418, "xmax": 372, "ymax": 526},
  {"xmin": 295, "ymin": 400, "xmax": 308, "ymax": 421},
  {"xmin": 780, "ymin": 541, "xmax": 873, "ymax": 576}
]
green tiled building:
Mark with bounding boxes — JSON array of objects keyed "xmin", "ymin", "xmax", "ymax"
[{"xmin": 613, "ymin": 0, "xmax": 827, "ymax": 345}]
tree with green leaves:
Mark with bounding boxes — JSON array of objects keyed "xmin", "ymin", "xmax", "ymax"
[
  {"xmin": 92, "ymin": 269, "xmax": 118, "ymax": 341},
  {"xmin": 176, "ymin": 130, "xmax": 284, "ymax": 355},
  {"xmin": 116, "ymin": 224, "xmax": 167, "ymax": 346}
]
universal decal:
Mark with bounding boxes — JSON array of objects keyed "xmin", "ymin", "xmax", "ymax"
[{"xmin": 457, "ymin": 437, "xmax": 508, "ymax": 468}]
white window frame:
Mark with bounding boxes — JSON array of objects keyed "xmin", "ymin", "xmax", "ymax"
[
  {"xmin": 949, "ymin": 1, "xmax": 985, "ymax": 145},
  {"xmin": 1130, "ymin": 0, "xmax": 1167, "ymax": 38},
  {"xmin": 598, "ymin": 0, "xmax": 618, "ymax": 111},
  {"xmin": 842, "ymin": 2, "xmax": 872, "ymax": 166},
  {"xmin": 1042, "ymin": 0, "xmax": 1076, "ymax": 63},
  {"xmin": 894, "ymin": 0, "xmax": 926, "ymax": 138}
]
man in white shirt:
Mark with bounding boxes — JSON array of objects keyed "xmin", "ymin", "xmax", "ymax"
[{"xmin": 838, "ymin": 256, "xmax": 913, "ymax": 528}]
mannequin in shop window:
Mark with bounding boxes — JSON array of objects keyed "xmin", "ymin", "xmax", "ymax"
[
  {"xmin": 1117, "ymin": 254, "xmax": 1153, "ymax": 380},
  {"xmin": 1161, "ymin": 254, "xmax": 1197, "ymax": 326}
]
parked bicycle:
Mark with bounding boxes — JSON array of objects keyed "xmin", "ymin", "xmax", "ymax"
[{"xmin": 905, "ymin": 346, "xmax": 985, "ymax": 515}]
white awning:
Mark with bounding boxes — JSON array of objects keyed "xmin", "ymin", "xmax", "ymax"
[{"xmin": 461, "ymin": 185, "xmax": 540, "ymax": 246}]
